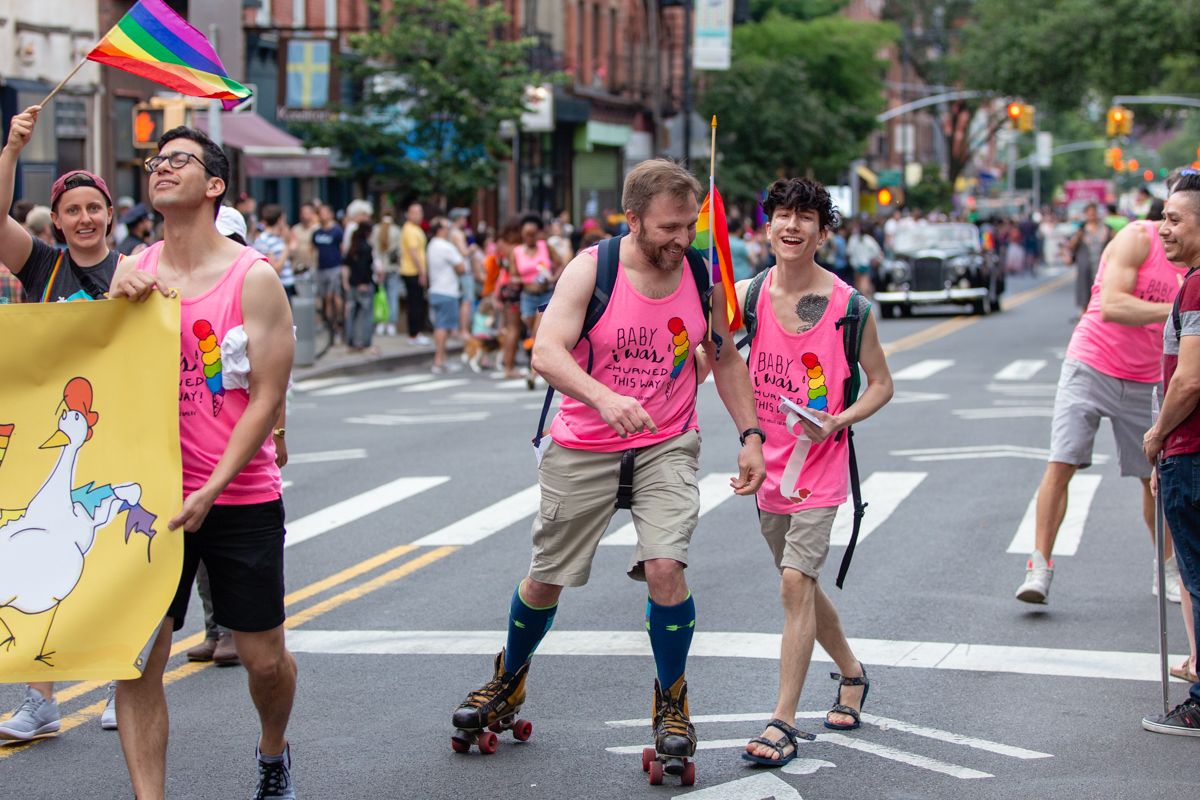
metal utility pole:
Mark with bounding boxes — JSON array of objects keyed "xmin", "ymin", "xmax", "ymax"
[{"xmin": 682, "ymin": 0, "xmax": 693, "ymax": 166}]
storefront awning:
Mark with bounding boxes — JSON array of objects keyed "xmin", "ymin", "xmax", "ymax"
[{"xmin": 193, "ymin": 112, "xmax": 330, "ymax": 178}]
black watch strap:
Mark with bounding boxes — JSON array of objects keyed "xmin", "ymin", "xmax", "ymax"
[{"xmin": 740, "ymin": 427, "xmax": 766, "ymax": 445}]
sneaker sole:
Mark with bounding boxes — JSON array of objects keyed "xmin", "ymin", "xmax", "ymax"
[
  {"xmin": 0, "ymin": 723, "xmax": 61, "ymax": 741},
  {"xmin": 1142, "ymin": 717, "xmax": 1200, "ymax": 736},
  {"xmin": 1015, "ymin": 588, "xmax": 1047, "ymax": 604},
  {"xmin": 100, "ymin": 719, "xmax": 118, "ymax": 731}
]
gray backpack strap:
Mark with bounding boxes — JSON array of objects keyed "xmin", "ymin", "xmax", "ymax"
[{"xmin": 736, "ymin": 269, "xmax": 770, "ymax": 351}]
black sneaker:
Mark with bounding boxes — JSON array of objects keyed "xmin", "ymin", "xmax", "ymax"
[
  {"xmin": 1142, "ymin": 698, "xmax": 1200, "ymax": 737},
  {"xmin": 252, "ymin": 744, "xmax": 296, "ymax": 799}
]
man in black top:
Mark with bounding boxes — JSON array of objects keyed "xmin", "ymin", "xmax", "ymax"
[{"xmin": 0, "ymin": 105, "xmax": 119, "ymax": 303}]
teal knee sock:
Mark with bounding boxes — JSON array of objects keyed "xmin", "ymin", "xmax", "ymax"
[
  {"xmin": 503, "ymin": 585, "xmax": 557, "ymax": 673},
  {"xmin": 646, "ymin": 593, "xmax": 695, "ymax": 689}
]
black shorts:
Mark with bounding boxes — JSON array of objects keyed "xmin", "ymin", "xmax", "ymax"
[{"xmin": 167, "ymin": 499, "xmax": 287, "ymax": 633}]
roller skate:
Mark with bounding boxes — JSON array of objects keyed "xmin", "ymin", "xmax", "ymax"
[
  {"xmin": 641, "ymin": 676, "xmax": 697, "ymax": 786},
  {"xmin": 450, "ymin": 649, "xmax": 532, "ymax": 754}
]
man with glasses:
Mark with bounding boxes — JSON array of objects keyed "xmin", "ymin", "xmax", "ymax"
[
  {"xmin": 109, "ymin": 126, "xmax": 298, "ymax": 800},
  {"xmin": 0, "ymin": 104, "xmax": 122, "ymax": 742}
]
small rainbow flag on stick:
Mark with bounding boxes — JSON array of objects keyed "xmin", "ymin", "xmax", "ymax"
[
  {"xmin": 85, "ymin": 0, "xmax": 251, "ymax": 110},
  {"xmin": 694, "ymin": 184, "xmax": 741, "ymax": 332}
]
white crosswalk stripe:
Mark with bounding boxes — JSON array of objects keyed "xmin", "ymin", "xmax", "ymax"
[
  {"xmin": 286, "ymin": 448, "xmax": 368, "ymax": 464},
  {"xmin": 413, "ymin": 484, "xmax": 542, "ymax": 546},
  {"xmin": 285, "ymin": 476, "xmax": 449, "ymax": 547},
  {"xmin": 345, "ymin": 411, "xmax": 490, "ymax": 425},
  {"xmin": 1007, "ymin": 474, "xmax": 1103, "ymax": 556},
  {"xmin": 598, "ymin": 473, "xmax": 740, "ymax": 546},
  {"xmin": 994, "ymin": 359, "xmax": 1047, "ymax": 381},
  {"xmin": 310, "ymin": 374, "xmax": 433, "ymax": 396},
  {"xmin": 401, "ymin": 378, "xmax": 471, "ymax": 393},
  {"xmin": 892, "ymin": 359, "xmax": 954, "ymax": 380},
  {"xmin": 830, "ymin": 471, "xmax": 927, "ymax": 546}
]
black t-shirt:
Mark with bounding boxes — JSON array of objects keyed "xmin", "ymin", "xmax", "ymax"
[
  {"xmin": 344, "ymin": 240, "xmax": 375, "ymax": 287},
  {"xmin": 18, "ymin": 238, "xmax": 119, "ymax": 302}
]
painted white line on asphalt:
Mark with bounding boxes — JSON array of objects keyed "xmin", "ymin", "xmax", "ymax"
[
  {"xmin": 401, "ymin": 378, "xmax": 471, "ymax": 393},
  {"xmin": 293, "ymin": 376, "xmax": 353, "ymax": 392},
  {"xmin": 599, "ymin": 473, "xmax": 738, "ymax": 546},
  {"xmin": 830, "ymin": 471, "xmax": 926, "ymax": 547},
  {"xmin": 986, "ymin": 382, "xmax": 1057, "ymax": 396},
  {"xmin": 607, "ymin": 711, "xmax": 1049, "ymax": 761},
  {"xmin": 661, "ymin": 772, "xmax": 801, "ymax": 798},
  {"xmin": 1007, "ymin": 474, "xmax": 1103, "ymax": 556},
  {"xmin": 890, "ymin": 390, "xmax": 949, "ymax": 404},
  {"xmin": 892, "ymin": 359, "xmax": 954, "ymax": 381},
  {"xmin": 952, "ymin": 407, "xmax": 1055, "ymax": 419},
  {"xmin": 284, "ymin": 476, "xmax": 449, "ymax": 547},
  {"xmin": 286, "ymin": 448, "xmax": 368, "ymax": 465},
  {"xmin": 283, "ymin": 629, "xmax": 1186, "ymax": 682},
  {"xmin": 447, "ymin": 392, "xmax": 524, "ymax": 404},
  {"xmin": 281, "ymin": 481, "xmax": 293, "ymax": 490},
  {"xmin": 890, "ymin": 445, "xmax": 1110, "ymax": 465},
  {"xmin": 494, "ymin": 378, "xmax": 529, "ymax": 389},
  {"xmin": 312, "ymin": 374, "xmax": 432, "ymax": 396},
  {"xmin": 413, "ymin": 484, "xmax": 542, "ymax": 546},
  {"xmin": 994, "ymin": 359, "xmax": 1047, "ymax": 381},
  {"xmin": 345, "ymin": 412, "xmax": 491, "ymax": 426},
  {"xmin": 606, "ymin": 736, "xmax": 990, "ymax": 781}
]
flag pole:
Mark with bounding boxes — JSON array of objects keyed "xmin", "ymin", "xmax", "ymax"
[
  {"xmin": 39, "ymin": 57, "xmax": 89, "ymax": 107},
  {"xmin": 707, "ymin": 115, "xmax": 717, "ymax": 342}
]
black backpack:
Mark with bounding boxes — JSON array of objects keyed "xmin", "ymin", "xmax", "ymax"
[
  {"xmin": 737, "ymin": 268, "xmax": 872, "ymax": 588},
  {"xmin": 532, "ymin": 234, "xmax": 712, "ymax": 449}
]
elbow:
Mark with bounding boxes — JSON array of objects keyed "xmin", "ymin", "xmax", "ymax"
[
  {"xmin": 877, "ymin": 377, "xmax": 895, "ymax": 406},
  {"xmin": 530, "ymin": 342, "xmax": 551, "ymax": 376},
  {"xmin": 1099, "ymin": 306, "xmax": 1117, "ymax": 323}
]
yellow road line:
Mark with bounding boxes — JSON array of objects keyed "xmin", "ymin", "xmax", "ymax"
[
  {"xmin": 0, "ymin": 545, "xmax": 452, "ymax": 759},
  {"xmin": 882, "ymin": 271, "xmax": 1074, "ymax": 357}
]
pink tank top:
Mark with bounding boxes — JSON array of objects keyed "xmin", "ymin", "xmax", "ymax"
[
  {"xmin": 750, "ymin": 269, "xmax": 852, "ymax": 514},
  {"xmin": 514, "ymin": 240, "xmax": 553, "ymax": 284},
  {"xmin": 548, "ymin": 255, "xmax": 707, "ymax": 452},
  {"xmin": 1066, "ymin": 220, "xmax": 1187, "ymax": 383},
  {"xmin": 138, "ymin": 242, "xmax": 281, "ymax": 504}
]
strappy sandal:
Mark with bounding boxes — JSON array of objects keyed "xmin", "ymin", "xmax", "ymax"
[
  {"xmin": 824, "ymin": 664, "xmax": 870, "ymax": 731},
  {"xmin": 741, "ymin": 718, "xmax": 814, "ymax": 767}
]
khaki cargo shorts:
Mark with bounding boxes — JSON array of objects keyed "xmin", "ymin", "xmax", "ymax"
[
  {"xmin": 529, "ymin": 430, "xmax": 701, "ymax": 587},
  {"xmin": 759, "ymin": 506, "xmax": 839, "ymax": 579}
]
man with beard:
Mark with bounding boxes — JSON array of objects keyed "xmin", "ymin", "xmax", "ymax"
[{"xmin": 450, "ymin": 159, "xmax": 765, "ymax": 779}]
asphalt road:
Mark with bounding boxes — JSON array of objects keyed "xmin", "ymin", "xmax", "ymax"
[{"xmin": 3, "ymin": 267, "xmax": 1193, "ymax": 800}]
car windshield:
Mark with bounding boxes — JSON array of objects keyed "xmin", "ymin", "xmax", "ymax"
[{"xmin": 894, "ymin": 224, "xmax": 980, "ymax": 253}]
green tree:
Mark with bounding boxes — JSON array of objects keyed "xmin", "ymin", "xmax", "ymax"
[
  {"xmin": 697, "ymin": 11, "xmax": 897, "ymax": 208},
  {"xmin": 297, "ymin": 0, "xmax": 549, "ymax": 206}
]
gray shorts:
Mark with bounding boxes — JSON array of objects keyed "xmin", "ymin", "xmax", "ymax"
[
  {"xmin": 316, "ymin": 268, "xmax": 343, "ymax": 300},
  {"xmin": 759, "ymin": 506, "xmax": 839, "ymax": 578},
  {"xmin": 1049, "ymin": 358, "xmax": 1154, "ymax": 478}
]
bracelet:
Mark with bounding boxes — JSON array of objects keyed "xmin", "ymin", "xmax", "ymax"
[
  {"xmin": 273, "ymin": 428, "xmax": 286, "ymax": 438},
  {"xmin": 739, "ymin": 427, "xmax": 765, "ymax": 445}
]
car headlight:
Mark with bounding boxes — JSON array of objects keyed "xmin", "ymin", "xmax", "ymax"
[
  {"xmin": 886, "ymin": 260, "xmax": 910, "ymax": 280},
  {"xmin": 947, "ymin": 255, "xmax": 972, "ymax": 275}
]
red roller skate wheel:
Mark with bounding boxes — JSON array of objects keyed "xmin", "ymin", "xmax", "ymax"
[
  {"xmin": 477, "ymin": 731, "xmax": 499, "ymax": 754},
  {"xmin": 450, "ymin": 736, "xmax": 471, "ymax": 754},
  {"xmin": 681, "ymin": 761, "xmax": 696, "ymax": 786},
  {"xmin": 641, "ymin": 747, "xmax": 655, "ymax": 773},
  {"xmin": 648, "ymin": 759, "xmax": 664, "ymax": 785},
  {"xmin": 512, "ymin": 719, "xmax": 533, "ymax": 741}
]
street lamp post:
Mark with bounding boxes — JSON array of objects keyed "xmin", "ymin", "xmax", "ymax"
[{"xmin": 682, "ymin": 0, "xmax": 693, "ymax": 167}]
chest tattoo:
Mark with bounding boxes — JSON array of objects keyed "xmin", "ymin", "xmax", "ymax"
[{"xmin": 794, "ymin": 294, "xmax": 828, "ymax": 333}]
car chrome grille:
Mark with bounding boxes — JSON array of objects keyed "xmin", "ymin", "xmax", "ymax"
[{"xmin": 912, "ymin": 258, "xmax": 944, "ymax": 292}]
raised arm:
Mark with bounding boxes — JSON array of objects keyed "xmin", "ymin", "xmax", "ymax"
[{"xmin": 0, "ymin": 106, "xmax": 39, "ymax": 273}]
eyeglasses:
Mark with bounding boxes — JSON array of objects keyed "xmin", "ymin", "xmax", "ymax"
[{"xmin": 143, "ymin": 151, "xmax": 217, "ymax": 176}]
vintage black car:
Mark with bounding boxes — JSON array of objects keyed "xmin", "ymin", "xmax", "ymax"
[{"xmin": 875, "ymin": 223, "xmax": 1005, "ymax": 317}]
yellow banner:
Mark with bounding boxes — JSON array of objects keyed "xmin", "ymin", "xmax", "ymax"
[{"xmin": 0, "ymin": 295, "xmax": 182, "ymax": 682}]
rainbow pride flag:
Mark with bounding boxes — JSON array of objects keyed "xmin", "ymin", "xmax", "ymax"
[
  {"xmin": 694, "ymin": 186, "xmax": 742, "ymax": 332},
  {"xmin": 87, "ymin": 0, "xmax": 251, "ymax": 110}
]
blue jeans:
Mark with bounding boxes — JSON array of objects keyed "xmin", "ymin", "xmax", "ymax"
[
  {"xmin": 383, "ymin": 272, "xmax": 403, "ymax": 325},
  {"xmin": 345, "ymin": 285, "xmax": 375, "ymax": 348},
  {"xmin": 1158, "ymin": 452, "xmax": 1200, "ymax": 702}
]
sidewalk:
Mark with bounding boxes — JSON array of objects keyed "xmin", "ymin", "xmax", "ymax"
[{"xmin": 293, "ymin": 333, "xmax": 464, "ymax": 382}]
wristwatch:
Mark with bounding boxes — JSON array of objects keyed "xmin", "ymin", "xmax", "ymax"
[
  {"xmin": 739, "ymin": 427, "xmax": 766, "ymax": 445},
  {"xmin": 273, "ymin": 428, "xmax": 286, "ymax": 438}
]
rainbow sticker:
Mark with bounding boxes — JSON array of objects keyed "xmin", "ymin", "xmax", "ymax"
[
  {"xmin": 0, "ymin": 423, "xmax": 12, "ymax": 467},
  {"xmin": 193, "ymin": 319, "xmax": 225, "ymax": 417},
  {"xmin": 668, "ymin": 317, "xmax": 689, "ymax": 379},
  {"xmin": 802, "ymin": 352, "xmax": 828, "ymax": 411}
]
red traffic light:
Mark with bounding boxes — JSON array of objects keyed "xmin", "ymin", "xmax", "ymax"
[
  {"xmin": 877, "ymin": 188, "xmax": 893, "ymax": 207},
  {"xmin": 1007, "ymin": 102, "xmax": 1022, "ymax": 120}
]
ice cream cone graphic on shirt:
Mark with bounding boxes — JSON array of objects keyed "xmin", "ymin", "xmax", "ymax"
[
  {"xmin": 193, "ymin": 320, "xmax": 225, "ymax": 417},
  {"xmin": 779, "ymin": 352, "xmax": 825, "ymax": 503},
  {"xmin": 0, "ymin": 424, "xmax": 12, "ymax": 467}
]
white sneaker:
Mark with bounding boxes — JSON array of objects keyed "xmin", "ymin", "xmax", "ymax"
[
  {"xmin": 100, "ymin": 682, "xmax": 118, "ymax": 730},
  {"xmin": 0, "ymin": 687, "xmax": 60, "ymax": 740},
  {"xmin": 414, "ymin": 334, "xmax": 433, "ymax": 346},
  {"xmin": 1155, "ymin": 558, "xmax": 1182, "ymax": 604},
  {"xmin": 1016, "ymin": 552, "xmax": 1053, "ymax": 604},
  {"xmin": 386, "ymin": 323, "xmax": 397, "ymax": 336}
]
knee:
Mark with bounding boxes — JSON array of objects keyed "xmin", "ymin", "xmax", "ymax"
[
  {"xmin": 779, "ymin": 569, "xmax": 816, "ymax": 608},
  {"xmin": 243, "ymin": 650, "xmax": 293, "ymax": 683},
  {"xmin": 521, "ymin": 577, "xmax": 562, "ymax": 608},
  {"xmin": 644, "ymin": 559, "xmax": 687, "ymax": 603}
]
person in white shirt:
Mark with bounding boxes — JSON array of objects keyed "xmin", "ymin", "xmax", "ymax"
[
  {"xmin": 426, "ymin": 217, "xmax": 466, "ymax": 373},
  {"xmin": 846, "ymin": 220, "xmax": 882, "ymax": 296}
]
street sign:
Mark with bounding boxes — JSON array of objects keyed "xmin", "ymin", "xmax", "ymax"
[
  {"xmin": 1036, "ymin": 132, "xmax": 1053, "ymax": 169},
  {"xmin": 693, "ymin": 0, "xmax": 733, "ymax": 70},
  {"xmin": 877, "ymin": 169, "xmax": 902, "ymax": 187}
]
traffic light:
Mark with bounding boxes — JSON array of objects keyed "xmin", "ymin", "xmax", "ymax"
[
  {"xmin": 1144, "ymin": 170, "xmax": 1154, "ymax": 182},
  {"xmin": 132, "ymin": 105, "xmax": 164, "ymax": 149},
  {"xmin": 1007, "ymin": 102, "xmax": 1022, "ymax": 127},
  {"xmin": 1127, "ymin": 158, "xmax": 1139, "ymax": 173},
  {"xmin": 1107, "ymin": 106, "xmax": 1133, "ymax": 137},
  {"xmin": 877, "ymin": 188, "xmax": 893, "ymax": 207},
  {"xmin": 1018, "ymin": 104, "xmax": 1035, "ymax": 133},
  {"xmin": 1104, "ymin": 146, "xmax": 1122, "ymax": 167}
]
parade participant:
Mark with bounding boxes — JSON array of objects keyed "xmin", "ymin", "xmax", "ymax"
[
  {"xmin": 1017, "ymin": 181, "xmax": 1191, "ymax": 606},
  {"xmin": 511, "ymin": 213, "xmax": 564, "ymax": 388},
  {"xmin": 0, "ymin": 104, "xmax": 121, "ymax": 739},
  {"xmin": 1143, "ymin": 170, "xmax": 1200, "ymax": 735},
  {"xmin": 108, "ymin": 126, "xmax": 297, "ymax": 800},
  {"xmin": 450, "ymin": 159, "xmax": 765, "ymax": 781},
  {"xmin": 737, "ymin": 178, "xmax": 893, "ymax": 766}
]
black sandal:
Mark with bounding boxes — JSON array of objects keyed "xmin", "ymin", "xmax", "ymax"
[
  {"xmin": 741, "ymin": 718, "xmax": 814, "ymax": 767},
  {"xmin": 824, "ymin": 663, "xmax": 870, "ymax": 730}
]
